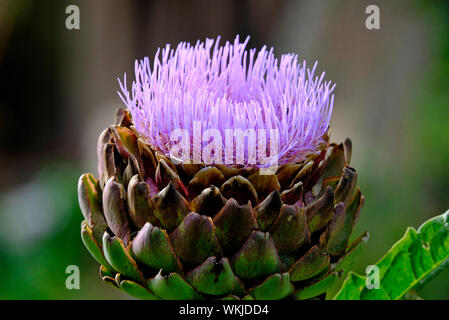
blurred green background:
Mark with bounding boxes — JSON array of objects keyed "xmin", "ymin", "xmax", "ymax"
[{"xmin": 0, "ymin": 0, "xmax": 448, "ymax": 299}]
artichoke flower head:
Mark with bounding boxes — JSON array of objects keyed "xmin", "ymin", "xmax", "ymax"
[
  {"xmin": 118, "ymin": 35, "xmax": 334, "ymax": 168},
  {"xmin": 78, "ymin": 36, "xmax": 366, "ymax": 300}
]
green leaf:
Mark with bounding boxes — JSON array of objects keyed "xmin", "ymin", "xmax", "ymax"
[
  {"xmin": 334, "ymin": 272, "xmax": 365, "ymax": 300},
  {"xmin": 334, "ymin": 209, "xmax": 449, "ymax": 300}
]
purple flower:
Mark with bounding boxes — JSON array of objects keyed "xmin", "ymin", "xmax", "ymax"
[{"xmin": 118, "ymin": 36, "xmax": 335, "ymax": 167}]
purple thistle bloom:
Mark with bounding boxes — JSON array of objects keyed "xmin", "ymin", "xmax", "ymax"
[{"xmin": 118, "ymin": 36, "xmax": 335, "ymax": 166}]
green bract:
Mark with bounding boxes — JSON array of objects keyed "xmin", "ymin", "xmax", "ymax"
[{"xmin": 78, "ymin": 109, "xmax": 367, "ymax": 300}]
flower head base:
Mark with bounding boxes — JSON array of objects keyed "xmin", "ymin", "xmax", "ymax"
[{"xmin": 118, "ymin": 36, "xmax": 335, "ymax": 167}]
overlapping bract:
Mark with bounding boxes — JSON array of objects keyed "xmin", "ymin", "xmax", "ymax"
[{"xmin": 78, "ymin": 109, "xmax": 367, "ymax": 300}]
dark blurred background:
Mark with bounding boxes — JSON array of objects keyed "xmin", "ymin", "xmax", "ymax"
[{"xmin": 0, "ymin": 0, "xmax": 448, "ymax": 299}]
